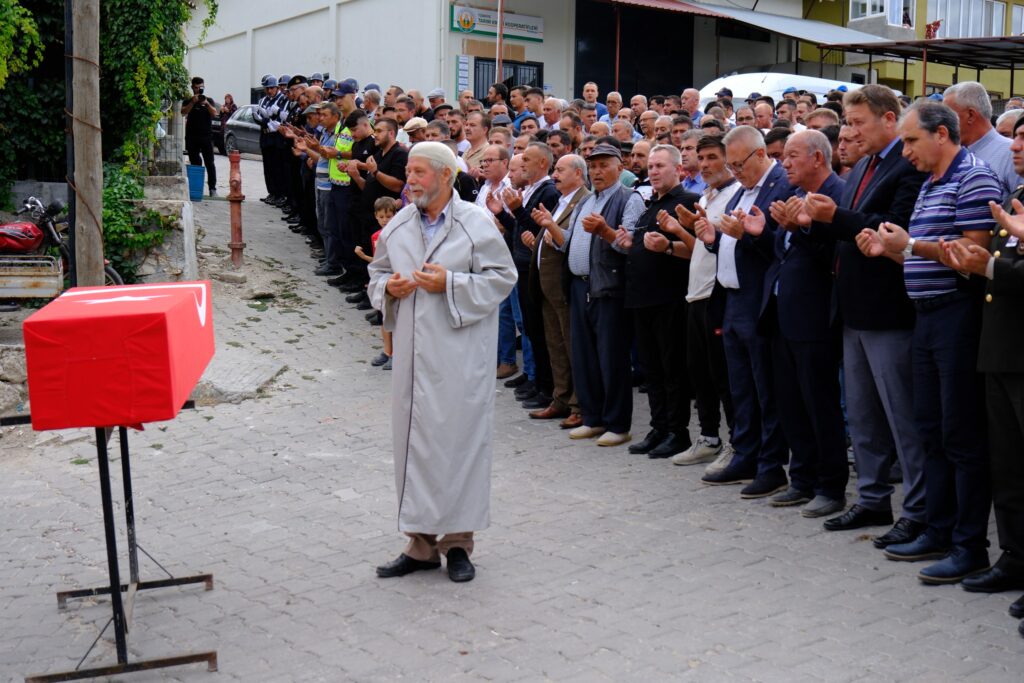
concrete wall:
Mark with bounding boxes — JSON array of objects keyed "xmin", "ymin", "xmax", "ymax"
[{"xmin": 184, "ymin": 0, "xmax": 574, "ymax": 103}]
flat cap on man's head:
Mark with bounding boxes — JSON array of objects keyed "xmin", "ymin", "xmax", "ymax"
[
  {"xmin": 403, "ymin": 117, "xmax": 428, "ymax": 132},
  {"xmin": 588, "ymin": 143, "xmax": 622, "ymax": 160},
  {"xmin": 302, "ymin": 103, "xmax": 322, "ymax": 115},
  {"xmin": 427, "ymin": 88, "xmax": 446, "ymax": 100},
  {"xmin": 491, "ymin": 114, "xmax": 513, "ymax": 126}
]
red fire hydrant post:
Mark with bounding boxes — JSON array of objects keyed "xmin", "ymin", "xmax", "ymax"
[{"xmin": 227, "ymin": 150, "xmax": 246, "ymax": 268}]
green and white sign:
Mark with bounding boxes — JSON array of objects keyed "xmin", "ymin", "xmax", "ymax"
[{"xmin": 450, "ymin": 3, "xmax": 544, "ymax": 43}]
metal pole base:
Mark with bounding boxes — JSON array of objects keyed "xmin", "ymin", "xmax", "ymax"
[
  {"xmin": 56, "ymin": 574, "xmax": 214, "ymax": 610},
  {"xmin": 25, "ymin": 651, "xmax": 217, "ymax": 683}
]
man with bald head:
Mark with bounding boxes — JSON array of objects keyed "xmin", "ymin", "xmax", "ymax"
[
  {"xmin": 638, "ymin": 110, "xmax": 658, "ymax": 142},
  {"xmin": 522, "ymin": 154, "xmax": 591, "ymax": 427},
  {"xmin": 754, "ymin": 102, "xmax": 774, "ymax": 131},
  {"xmin": 760, "ymin": 130, "xmax": 848, "ymax": 517},
  {"xmin": 542, "ymin": 97, "xmax": 564, "ymax": 130},
  {"xmin": 681, "ymin": 88, "xmax": 701, "ymax": 120}
]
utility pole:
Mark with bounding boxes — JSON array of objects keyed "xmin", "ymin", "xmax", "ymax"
[{"xmin": 72, "ymin": 0, "xmax": 105, "ymax": 286}]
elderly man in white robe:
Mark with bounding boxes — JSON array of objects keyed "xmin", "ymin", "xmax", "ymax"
[{"xmin": 368, "ymin": 141, "xmax": 517, "ymax": 582}]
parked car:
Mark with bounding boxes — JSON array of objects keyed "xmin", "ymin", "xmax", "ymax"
[{"xmin": 222, "ymin": 104, "xmax": 263, "ymax": 155}]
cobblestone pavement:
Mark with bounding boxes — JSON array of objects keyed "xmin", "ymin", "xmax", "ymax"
[{"xmin": 2, "ymin": 156, "xmax": 1022, "ymax": 682}]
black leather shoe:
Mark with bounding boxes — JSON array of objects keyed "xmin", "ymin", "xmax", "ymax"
[
  {"xmin": 355, "ymin": 299, "xmax": 373, "ymax": 311},
  {"xmin": 628, "ymin": 429, "xmax": 666, "ymax": 455},
  {"xmin": 1018, "ymin": 618, "xmax": 1024, "ymax": 637},
  {"xmin": 375, "ymin": 554, "xmax": 441, "ymax": 578},
  {"xmin": 1011, "ymin": 594, "xmax": 1024, "ymax": 619},
  {"xmin": 521, "ymin": 394, "xmax": 550, "ymax": 410},
  {"xmin": 873, "ymin": 517, "xmax": 928, "ymax": 549},
  {"xmin": 346, "ymin": 291, "xmax": 368, "ymax": 304},
  {"xmin": 740, "ymin": 473, "xmax": 788, "ymax": 499},
  {"xmin": 961, "ymin": 565, "xmax": 1024, "ymax": 593},
  {"xmin": 446, "ymin": 548, "xmax": 475, "ymax": 582},
  {"xmin": 823, "ymin": 504, "xmax": 894, "ymax": 532},
  {"xmin": 504, "ymin": 374, "xmax": 529, "ymax": 388},
  {"xmin": 327, "ymin": 273, "xmax": 350, "ymax": 287},
  {"xmin": 315, "ymin": 265, "xmax": 342, "ymax": 276},
  {"xmin": 648, "ymin": 432, "xmax": 691, "ymax": 459},
  {"xmin": 339, "ymin": 281, "xmax": 367, "ymax": 293},
  {"xmin": 514, "ymin": 381, "xmax": 537, "ymax": 400}
]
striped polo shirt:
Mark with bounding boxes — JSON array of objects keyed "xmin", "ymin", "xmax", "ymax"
[{"xmin": 905, "ymin": 148, "xmax": 1002, "ymax": 299}]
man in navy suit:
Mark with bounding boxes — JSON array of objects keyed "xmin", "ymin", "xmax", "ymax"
[
  {"xmin": 758, "ymin": 130, "xmax": 848, "ymax": 518},
  {"xmin": 695, "ymin": 125, "xmax": 795, "ymax": 498},
  {"xmin": 802, "ymin": 85, "xmax": 929, "ymax": 546}
]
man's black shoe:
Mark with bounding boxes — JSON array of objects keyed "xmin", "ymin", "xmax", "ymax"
[
  {"xmin": 369, "ymin": 312, "xmax": 383, "ymax": 326},
  {"xmin": 504, "ymin": 374, "xmax": 529, "ymax": 389},
  {"xmin": 648, "ymin": 432, "xmax": 691, "ymax": 459},
  {"xmin": 339, "ymin": 281, "xmax": 367, "ymax": 293},
  {"xmin": 314, "ymin": 266, "xmax": 342, "ymax": 276},
  {"xmin": 823, "ymin": 504, "xmax": 894, "ymax": 532},
  {"xmin": 356, "ymin": 299, "xmax": 373, "ymax": 311},
  {"xmin": 514, "ymin": 380, "xmax": 537, "ymax": 400},
  {"xmin": 346, "ymin": 291, "xmax": 368, "ymax": 304},
  {"xmin": 376, "ymin": 554, "xmax": 441, "ymax": 578},
  {"xmin": 1011, "ymin": 594, "xmax": 1024, "ymax": 619},
  {"xmin": 628, "ymin": 429, "xmax": 667, "ymax": 455},
  {"xmin": 288, "ymin": 224, "xmax": 303, "ymax": 233},
  {"xmin": 521, "ymin": 394, "xmax": 550, "ymax": 410},
  {"xmin": 961, "ymin": 565, "xmax": 1024, "ymax": 593},
  {"xmin": 873, "ymin": 517, "xmax": 928, "ymax": 549},
  {"xmin": 366, "ymin": 310, "xmax": 381, "ymax": 321},
  {"xmin": 446, "ymin": 548, "xmax": 475, "ymax": 582},
  {"xmin": 327, "ymin": 274, "xmax": 349, "ymax": 287},
  {"xmin": 740, "ymin": 473, "xmax": 788, "ymax": 499},
  {"xmin": 1018, "ymin": 618, "xmax": 1024, "ymax": 638}
]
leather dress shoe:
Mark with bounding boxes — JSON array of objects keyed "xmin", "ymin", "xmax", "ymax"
[
  {"xmin": 446, "ymin": 548, "xmax": 475, "ymax": 582},
  {"xmin": 740, "ymin": 472, "xmax": 788, "ymax": 499},
  {"xmin": 873, "ymin": 517, "xmax": 928, "ymax": 549},
  {"xmin": 521, "ymin": 394, "xmax": 550, "ymax": 410},
  {"xmin": 648, "ymin": 432, "xmax": 691, "ymax": 459},
  {"xmin": 701, "ymin": 463, "xmax": 756, "ymax": 486},
  {"xmin": 504, "ymin": 374, "xmax": 529, "ymax": 388},
  {"xmin": 559, "ymin": 413, "xmax": 583, "ymax": 430},
  {"xmin": 961, "ymin": 565, "xmax": 1024, "ymax": 593},
  {"xmin": 1010, "ymin": 594, "xmax": 1024, "ymax": 619},
  {"xmin": 315, "ymin": 265, "xmax": 342, "ymax": 276},
  {"xmin": 514, "ymin": 381, "xmax": 537, "ymax": 400},
  {"xmin": 823, "ymin": 504, "xmax": 894, "ymax": 532},
  {"xmin": 628, "ymin": 429, "xmax": 667, "ymax": 455},
  {"xmin": 375, "ymin": 554, "xmax": 441, "ymax": 578},
  {"xmin": 918, "ymin": 547, "xmax": 988, "ymax": 585},
  {"xmin": 530, "ymin": 404, "xmax": 570, "ymax": 420},
  {"xmin": 356, "ymin": 299, "xmax": 373, "ymax": 311},
  {"xmin": 327, "ymin": 273, "xmax": 351, "ymax": 287},
  {"xmin": 884, "ymin": 530, "xmax": 951, "ymax": 562},
  {"xmin": 346, "ymin": 291, "xmax": 368, "ymax": 304},
  {"xmin": 340, "ymin": 281, "xmax": 367, "ymax": 293}
]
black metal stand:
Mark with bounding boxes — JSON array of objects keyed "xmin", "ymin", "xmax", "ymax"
[{"xmin": 22, "ymin": 418, "xmax": 217, "ymax": 682}]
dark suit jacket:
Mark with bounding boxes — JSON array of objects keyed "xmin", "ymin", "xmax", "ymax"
[
  {"xmin": 979, "ymin": 185, "xmax": 1024, "ymax": 374},
  {"xmin": 712, "ymin": 162, "xmax": 795, "ymax": 326},
  {"xmin": 823, "ymin": 140, "xmax": 925, "ymax": 330},
  {"xmin": 528, "ymin": 186, "xmax": 590, "ymax": 305},
  {"xmin": 759, "ymin": 173, "xmax": 845, "ymax": 342},
  {"xmin": 497, "ymin": 179, "xmax": 560, "ymax": 269}
]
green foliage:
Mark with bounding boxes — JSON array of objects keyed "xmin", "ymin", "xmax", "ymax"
[
  {"xmin": 0, "ymin": 0, "xmax": 44, "ymax": 90},
  {"xmin": 101, "ymin": 163, "xmax": 171, "ymax": 282}
]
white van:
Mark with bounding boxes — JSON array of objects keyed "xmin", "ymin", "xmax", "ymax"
[{"xmin": 698, "ymin": 73, "xmax": 869, "ymax": 109}]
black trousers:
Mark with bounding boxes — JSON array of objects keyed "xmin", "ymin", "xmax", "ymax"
[
  {"xmin": 686, "ymin": 297, "xmax": 733, "ymax": 439},
  {"xmin": 987, "ymin": 372, "xmax": 1024, "ymax": 573},
  {"xmin": 259, "ymin": 133, "xmax": 275, "ymax": 195},
  {"xmin": 770, "ymin": 325, "xmax": 848, "ymax": 499},
  {"xmin": 285, "ymin": 148, "xmax": 303, "ymax": 211},
  {"xmin": 633, "ymin": 300, "xmax": 691, "ymax": 436},
  {"xmin": 569, "ymin": 277, "xmax": 632, "ymax": 433},
  {"xmin": 261, "ymin": 143, "xmax": 285, "ymax": 198},
  {"xmin": 300, "ymin": 163, "xmax": 317, "ymax": 232},
  {"xmin": 186, "ymin": 137, "xmax": 216, "ymax": 191},
  {"xmin": 517, "ymin": 263, "xmax": 552, "ymax": 398}
]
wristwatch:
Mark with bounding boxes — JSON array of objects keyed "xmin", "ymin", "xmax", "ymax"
[
  {"xmin": 665, "ymin": 242, "xmax": 673, "ymax": 256},
  {"xmin": 901, "ymin": 237, "xmax": 916, "ymax": 260}
]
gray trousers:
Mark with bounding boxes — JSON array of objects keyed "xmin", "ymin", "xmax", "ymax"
[
  {"xmin": 842, "ymin": 326, "xmax": 927, "ymax": 522},
  {"xmin": 315, "ymin": 188, "xmax": 331, "ymax": 261}
]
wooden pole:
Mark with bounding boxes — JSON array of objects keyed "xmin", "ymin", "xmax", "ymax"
[
  {"xmin": 72, "ymin": 0, "xmax": 104, "ymax": 286},
  {"xmin": 65, "ymin": 0, "xmax": 77, "ymax": 287}
]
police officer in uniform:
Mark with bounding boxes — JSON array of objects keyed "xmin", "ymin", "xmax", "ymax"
[
  {"xmin": 254, "ymin": 74, "xmax": 285, "ymax": 204},
  {"xmin": 272, "ymin": 74, "xmax": 296, "ymax": 214},
  {"xmin": 282, "ymin": 75, "xmax": 309, "ymax": 224}
]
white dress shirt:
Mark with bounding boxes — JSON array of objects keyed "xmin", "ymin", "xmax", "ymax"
[
  {"xmin": 688, "ymin": 180, "xmax": 739, "ymax": 302},
  {"xmin": 716, "ymin": 161, "xmax": 775, "ymax": 290}
]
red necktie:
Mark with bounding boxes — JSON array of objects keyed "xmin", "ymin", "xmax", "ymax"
[{"xmin": 853, "ymin": 155, "xmax": 880, "ymax": 208}]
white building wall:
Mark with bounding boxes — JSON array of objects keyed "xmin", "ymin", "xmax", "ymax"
[{"xmin": 184, "ymin": 0, "xmax": 573, "ymax": 105}]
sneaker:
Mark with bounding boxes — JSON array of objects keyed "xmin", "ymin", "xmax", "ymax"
[
  {"xmin": 769, "ymin": 487, "xmax": 813, "ymax": 507},
  {"xmin": 918, "ymin": 547, "xmax": 989, "ymax": 585},
  {"xmin": 740, "ymin": 473, "xmax": 788, "ymax": 499},
  {"xmin": 884, "ymin": 530, "xmax": 952, "ymax": 562},
  {"xmin": 370, "ymin": 352, "xmax": 390, "ymax": 367},
  {"xmin": 208, "ymin": 187, "xmax": 217, "ymax": 197},
  {"xmin": 569, "ymin": 425, "xmax": 606, "ymax": 440},
  {"xmin": 701, "ymin": 462, "xmax": 755, "ymax": 486},
  {"xmin": 672, "ymin": 435, "xmax": 722, "ymax": 465},
  {"xmin": 801, "ymin": 495, "xmax": 846, "ymax": 518},
  {"xmin": 703, "ymin": 443, "xmax": 735, "ymax": 477},
  {"xmin": 596, "ymin": 431, "xmax": 631, "ymax": 447}
]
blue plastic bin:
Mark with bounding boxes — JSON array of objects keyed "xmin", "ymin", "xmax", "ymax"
[{"xmin": 186, "ymin": 164, "xmax": 205, "ymax": 202}]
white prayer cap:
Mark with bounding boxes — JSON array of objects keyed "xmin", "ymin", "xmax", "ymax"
[{"xmin": 408, "ymin": 141, "xmax": 458, "ymax": 181}]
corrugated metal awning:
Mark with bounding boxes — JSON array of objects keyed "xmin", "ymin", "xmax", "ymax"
[{"xmin": 605, "ymin": 0, "xmax": 726, "ymax": 18}]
